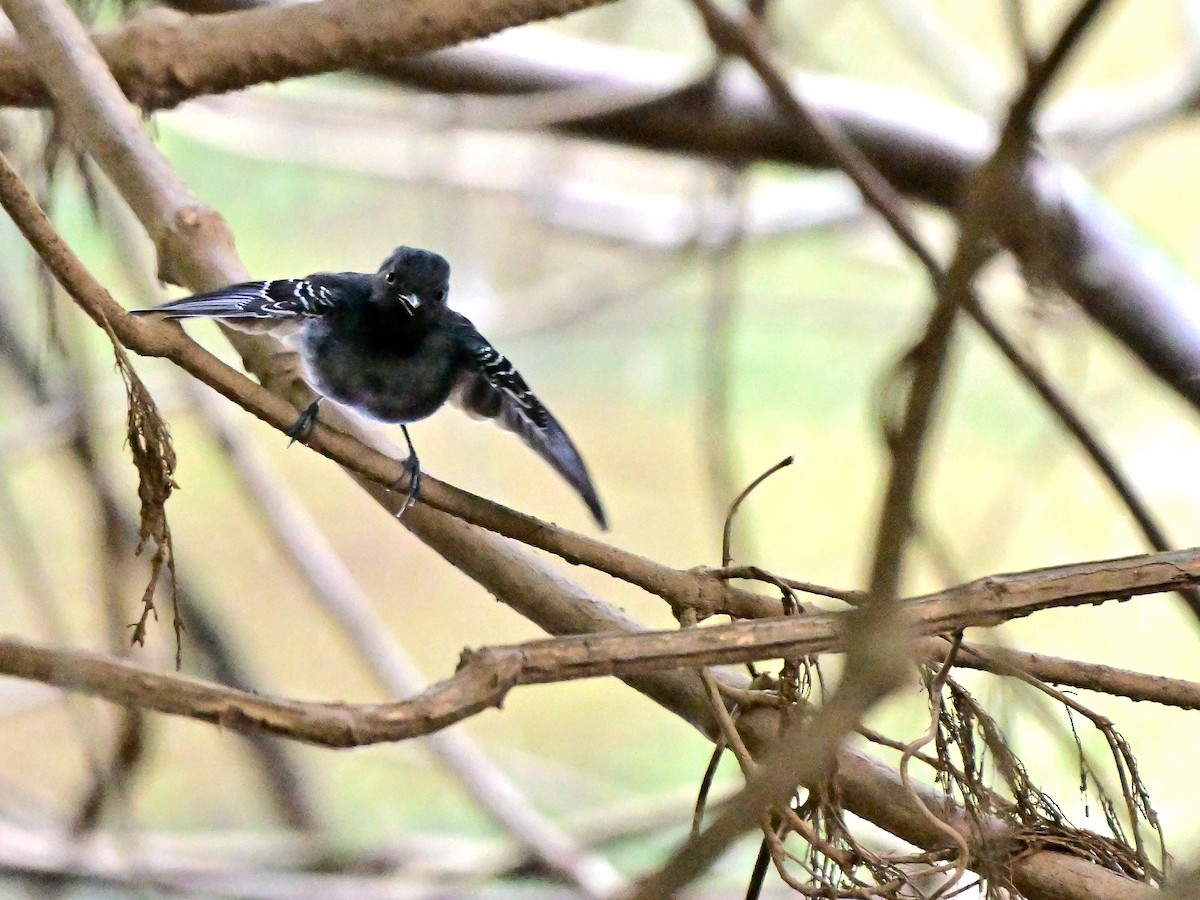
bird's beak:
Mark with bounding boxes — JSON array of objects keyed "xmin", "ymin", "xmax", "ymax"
[{"xmin": 398, "ymin": 294, "xmax": 422, "ymax": 315}]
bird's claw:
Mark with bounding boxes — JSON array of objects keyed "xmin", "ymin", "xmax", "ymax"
[
  {"xmin": 286, "ymin": 400, "xmax": 321, "ymax": 446},
  {"xmin": 391, "ymin": 454, "xmax": 421, "ymax": 519}
]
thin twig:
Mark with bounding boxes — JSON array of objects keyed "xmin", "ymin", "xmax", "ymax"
[
  {"xmin": 721, "ymin": 455, "xmax": 794, "ymax": 567},
  {"xmin": 689, "ymin": 0, "xmax": 941, "ymax": 278},
  {"xmin": 702, "ymin": 565, "xmax": 864, "ymax": 605},
  {"xmin": 898, "ymin": 635, "xmax": 971, "ymax": 899}
]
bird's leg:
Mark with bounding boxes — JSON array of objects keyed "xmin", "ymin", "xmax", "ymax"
[
  {"xmin": 391, "ymin": 424, "xmax": 422, "ymax": 519},
  {"xmin": 286, "ymin": 399, "xmax": 322, "ymax": 446}
]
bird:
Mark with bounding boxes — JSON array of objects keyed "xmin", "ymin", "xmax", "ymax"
[{"xmin": 131, "ymin": 246, "xmax": 607, "ymax": 528}]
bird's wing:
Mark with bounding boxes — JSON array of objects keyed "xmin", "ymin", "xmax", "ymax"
[
  {"xmin": 449, "ymin": 314, "xmax": 607, "ymax": 528},
  {"xmin": 130, "ymin": 276, "xmax": 351, "ymax": 323}
]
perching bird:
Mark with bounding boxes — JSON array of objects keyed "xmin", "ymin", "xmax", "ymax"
[{"xmin": 131, "ymin": 246, "xmax": 607, "ymax": 528}]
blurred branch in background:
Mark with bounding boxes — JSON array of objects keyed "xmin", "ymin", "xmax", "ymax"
[
  {"xmin": 1, "ymin": 0, "xmax": 1200, "ymax": 897},
  {"xmin": 4, "ymin": 3, "xmax": 1196, "ymax": 411},
  {"xmin": 381, "ymin": 31, "xmax": 1200, "ymax": 412}
]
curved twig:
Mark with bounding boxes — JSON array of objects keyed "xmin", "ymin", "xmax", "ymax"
[{"xmin": 721, "ymin": 455, "xmax": 794, "ymax": 567}]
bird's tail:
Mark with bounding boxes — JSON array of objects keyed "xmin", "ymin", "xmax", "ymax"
[
  {"xmin": 129, "ymin": 283, "xmax": 283, "ymax": 320},
  {"xmin": 131, "ymin": 298, "xmax": 249, "ymax": 319}
]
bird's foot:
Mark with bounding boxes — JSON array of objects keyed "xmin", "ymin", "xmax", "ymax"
[
  {"xmin": 391, "ymin": 454, "xmax": 421, "ymax": 519},
  {"xmin": 286, "ymin": 400, "xmax": 321, "ymax": 446}
]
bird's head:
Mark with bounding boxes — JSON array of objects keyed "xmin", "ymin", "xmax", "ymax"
[{"xmin": 373, "ymin": 246, "xmax": 451, "ymax": 316}]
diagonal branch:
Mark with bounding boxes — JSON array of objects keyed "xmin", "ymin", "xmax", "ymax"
[
  {"xmin": 188, "ymin": 385, "xmax": 624, "ymax": 897},
  {"xmin": 0, "ymin": 149, "xmax": 785, "ymax": 623}
]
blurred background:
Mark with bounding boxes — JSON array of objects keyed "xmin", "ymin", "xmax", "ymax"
[{"xmin": 3, "ymin": 0, "xmax": 1200, "ymax": 895}]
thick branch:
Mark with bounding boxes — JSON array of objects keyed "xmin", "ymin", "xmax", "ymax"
[
  {"xmin": 0, "ymin": 0, "xmax": 618, "ymax": 110},
  {"xmin": 2, "ymin": 546, "xmax": 1196, "ymax": 745}
]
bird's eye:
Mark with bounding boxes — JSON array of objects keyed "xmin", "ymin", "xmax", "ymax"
[
  {"xmin": 437, "ymin": 289, "xmax": 448, "ymax": 303},
  {"xmin": 385, "ymin": 272, "xmax": 396, "ymax": 285}
]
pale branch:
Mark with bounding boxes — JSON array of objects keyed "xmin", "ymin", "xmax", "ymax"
[
  {"xmin": 0, "ymin": 542, "xmax": 1191, "ymax": 742},
  {"xmin": 2, "ymin": 0, "xmax": 203, "ymax": 280},
  {"xmin": 5, "ymin": 11, "xmax": 1200, "ymax": 420}
]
